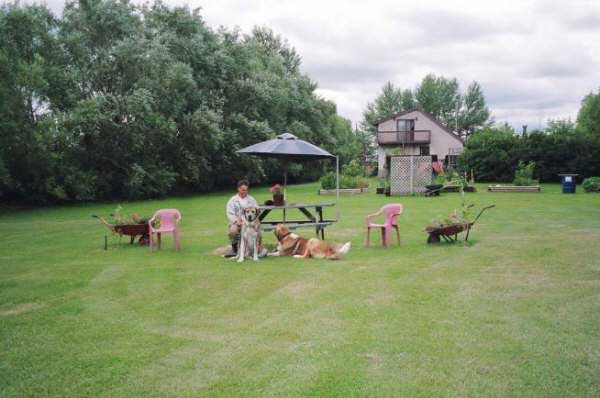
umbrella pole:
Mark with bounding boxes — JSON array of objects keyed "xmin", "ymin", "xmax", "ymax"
[
  {"xmin": 283, "ymin": 164, "xmax": 287, "ymax": 223},
  {"xmin": 336, "ymin": 156, "xmax": 340, "ymax": 220}
]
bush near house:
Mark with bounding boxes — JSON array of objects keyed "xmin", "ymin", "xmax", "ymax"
[
  {"xmin": 319, "ymin": 160, "xmax": 369, "ymax": 189},
  {"xmin": 513, "ymin": 161, "xmax": 538, "ymax": 186}
]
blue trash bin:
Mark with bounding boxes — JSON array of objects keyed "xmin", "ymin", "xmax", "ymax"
[{"xmin": 558, "ymin": 174, "xmax": 578, "ymax": 194}]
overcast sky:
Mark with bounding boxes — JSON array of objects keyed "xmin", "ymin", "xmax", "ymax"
[{"xmin": 26, "ymin": 0, "xmax": 600, "ymax": 130}]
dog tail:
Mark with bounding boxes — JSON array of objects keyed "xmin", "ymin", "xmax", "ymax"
[{"xmin": 328, "ymin": 241, "xmax": 351, "ymax": 260}]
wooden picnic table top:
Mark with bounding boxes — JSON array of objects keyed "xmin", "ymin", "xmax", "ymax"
[
  {"xmin": 258, "ymin": 203, "xmax": 335, "ymax": 210},
  {"xmin": 257, "ymin": 203, "xmax": 336, "ymax": 239}
]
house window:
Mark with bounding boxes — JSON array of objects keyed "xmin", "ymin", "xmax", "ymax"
[
  {"xmin": 446, "ymin": 155, "xmax": 458, "ymax": 169},
  {"xmin": 419, "ymin": 145, "xmax": 430, "ymax": 156},
  {"xmin": 397, "ymin": 119, "xmax": 415, "ymax": 132}
]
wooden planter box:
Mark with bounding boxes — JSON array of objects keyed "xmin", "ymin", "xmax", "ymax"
[
  {"xmin": 487, "ymin": 185, "xmax": 541, "ymax": 193},
  {"xmin": 319, "ymin": 187, "xmax": 369, "ymax": 195},
  {"xmin": 442, "ymin": 185, "xmax": 477, "ymax": 193}
]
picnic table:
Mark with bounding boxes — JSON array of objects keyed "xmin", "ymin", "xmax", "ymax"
[{"xmin": 258, "ymin": 203, "xmax": 336, "ymax": 239}]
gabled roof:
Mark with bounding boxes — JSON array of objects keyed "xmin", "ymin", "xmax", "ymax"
[{"xmin": 374, "ymin": 108, "xmax": 464, "ymax": 144}]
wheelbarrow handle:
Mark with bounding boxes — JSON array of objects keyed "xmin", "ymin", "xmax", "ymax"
[{"xmin": 471, "ymin": 205, "xmax": 495, "ymax": 224}]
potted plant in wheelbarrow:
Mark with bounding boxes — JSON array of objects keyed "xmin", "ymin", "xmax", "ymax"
[
  {"xmin": 425, "ymin": 204, "xmax": 495, "ymax": 243},
  {"xmin": 425, "ymin": 176, "xmax": 495, "ymax": 243},
  {"xmin": 92, "ymin": 206, "xmax": 152, "ymax": 246}
]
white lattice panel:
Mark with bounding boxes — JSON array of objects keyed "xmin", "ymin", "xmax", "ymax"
[
  {"xmin": 390, "ymin": 156, "xmax": 432, "ymax": 195},
  {"xmin": 413, "ymin": 156, "xmax": 432, "ymax": 193},
  {"xmin": 390, "ymin": 156, "xmax": 412, "ymax": 194}
]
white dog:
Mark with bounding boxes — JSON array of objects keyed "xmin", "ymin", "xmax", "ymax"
[{"xmin": 235, "ymin": 205, "xmax": 262, "ymax": 262}]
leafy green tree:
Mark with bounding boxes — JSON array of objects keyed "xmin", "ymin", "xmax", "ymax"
[
  {"xmin": 360, "ymin": 82, "xmax": 413, "ymax": 133},
  {"xmin": 363, "ymin": 75, "xmax": 491, "ymax": 139},
  {"xmin": 458, "ymin": 81, "xmax": 492, "ymax": 137},
  {"xmin": 0, "ymin": 0, "xmax": 374, "ymax": 204},
  {"xmin": 0, "ymin": 3, "xmax": 65, "ymax": 203},
  {"xmin": 577, "ymin": 89, "xmax": 600, "ymax": 135},
  {"xmin": 415, "ymin": 74, "xmax": 461, "ymax": 128},
  {"xmin": 459, "ymin": 127, "xmax": 519, "ymax": 182},
  {"xmin": 545, "ymin": 119, "xmax": 576, "ymax": 135}
]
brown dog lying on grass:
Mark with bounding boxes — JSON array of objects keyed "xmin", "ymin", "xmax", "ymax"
[{"xmin": 272, "ymin": 224, "xmax": 351, "ymax": 260}]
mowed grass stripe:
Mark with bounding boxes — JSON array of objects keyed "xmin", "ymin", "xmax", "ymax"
[{"xmin": 1, "ymin": 182, "xmax": 599, "ymax": 397}]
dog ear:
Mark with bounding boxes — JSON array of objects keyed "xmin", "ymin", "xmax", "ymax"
[{"xmin": 274, "ymin": 224, "xmax": 283, "ymax": 239}]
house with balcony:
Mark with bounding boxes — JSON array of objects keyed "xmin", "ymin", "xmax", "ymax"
[{"xmin": 375, "ymin": 109, "xmax": 464, "ymax": 179}]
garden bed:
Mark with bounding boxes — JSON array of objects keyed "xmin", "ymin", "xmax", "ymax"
[
  {"xmin": 442, "ymin": 185, "xmax": 477, "ymax": 193},
  {"xmin": 319, "ymin": 188, "xmax": 369, "ymax": 195},
  {"xmin": 488, "ymin": 185, "xmax": 541, "ymax": 193}
]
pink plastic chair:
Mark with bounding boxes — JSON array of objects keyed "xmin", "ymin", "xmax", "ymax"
[
  {"xmin": 148, "ymin": 209, "xmax": 182, "ymax": 252},
  {"xmin": 366, "ymin": 204, "xmax": 403, "ymax": 248}
]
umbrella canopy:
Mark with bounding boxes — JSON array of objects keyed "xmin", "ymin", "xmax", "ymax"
[
  {"xmin": 236, "ymin": 132, "xmax": 340, "ymax": 219},
  {"xmin": 237, "ymin": 133, "xmax": 334, "ymax": 160}
]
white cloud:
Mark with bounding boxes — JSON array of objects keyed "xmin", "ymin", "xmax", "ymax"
[{"xmin": 21, "ymin": 0, "xmax": 600, "ymax": 129}]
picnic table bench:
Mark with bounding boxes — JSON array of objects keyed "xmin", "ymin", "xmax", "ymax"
[{"xmin": 258, "ymin": 203, "xmax": 336, "ymax": 239}]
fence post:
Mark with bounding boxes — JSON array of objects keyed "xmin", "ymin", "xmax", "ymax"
[{"xmin": 410, "ymin": 156, "xmax": 414, "ymax": 194}]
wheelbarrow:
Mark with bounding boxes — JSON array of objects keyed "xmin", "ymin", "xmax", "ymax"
[
  {"xmin": 92, "ymin": 215, "xmax": 150, "ymax": 245},
  {"xmin": 425, "ymin": 205, "xmax": 495, "ymax": 243},
  {"xmin": 425, "ymin": 184, "xmax": 444, "ymax": 197}
]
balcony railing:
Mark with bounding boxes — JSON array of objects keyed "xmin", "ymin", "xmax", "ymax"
[{"xmin": 377, "ymin": 130, "xmax": 431, "ymax": 145}]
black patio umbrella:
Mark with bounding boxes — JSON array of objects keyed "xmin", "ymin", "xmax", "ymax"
[{"xmin": 237, "ymin": 133, "xmax": 339, "ymax": 210}]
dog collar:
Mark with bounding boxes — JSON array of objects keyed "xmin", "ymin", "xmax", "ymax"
[{"xmin": 278, "ymin": 231, "xmax": 292, "ymax": 242}]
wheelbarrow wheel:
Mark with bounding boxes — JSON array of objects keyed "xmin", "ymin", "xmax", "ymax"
[
  {"xmin": 427, "ymin": 233, "xmax": 440, "ymax": 244},
  {"xmin": 139, "ymin": 234, "xmax": 150, "ymax": 246}
]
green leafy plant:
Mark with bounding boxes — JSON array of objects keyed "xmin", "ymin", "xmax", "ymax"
[
  {"xmin": 110, "ymin": 206, "xmax": 148, "ymax": 225},
  {"xmin": 429, "ymin": 171, "xmax": 474, "ymax": 227},
  {"xmin": 320, "ymin": 162, "xmax": 370, "ymax": 190},
  {"xmin": 339, "ymin": 175, "xmax": 369, "ymax": 189},
  {"xmin": 342, "ymin": 160, "xmax": 363, "ymax": 177},
  {"xmin": 319, "ymin": 172, "xmax": 337, "ymax": 189},
  {"xmin": 582, "ymin": 177, "xmax": 600, "ymax": 192},
  {"xmin": 111, "ymin": 205, "xmax": 125, "ymax": 225},
  {"xmin": 513, "ymin": 161, "xmax": 537, "ymax": 186},
  {"xmin": 432, "ymin": 172, "xmax": 447, "ymax": 185}
]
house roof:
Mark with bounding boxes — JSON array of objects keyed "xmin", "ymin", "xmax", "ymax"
[{"xmin": 374, "ymin": 108, "xmax": 464, "ymax": 144}]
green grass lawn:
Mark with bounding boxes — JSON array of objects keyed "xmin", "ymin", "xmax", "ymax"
[{"xmin": 1, "ymin": 182, "xmax": 599, "ymax": 397}]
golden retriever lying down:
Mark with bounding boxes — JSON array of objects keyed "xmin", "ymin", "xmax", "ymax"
[{"xmin": 272, "ymin": 224, "xmax": 351, "ymax": 260}]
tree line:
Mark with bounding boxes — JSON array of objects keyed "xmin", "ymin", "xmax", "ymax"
[
  {"xmin": 360, "ymin": 75, "xmax": 492, "ymax": 139},
  {"xmin": 460, "ymin": 93, "xmax": 600, "ymax": 182},
  {"xmin": 0, "ymin": 0, "xmax": 364, "ymax": 204}
]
